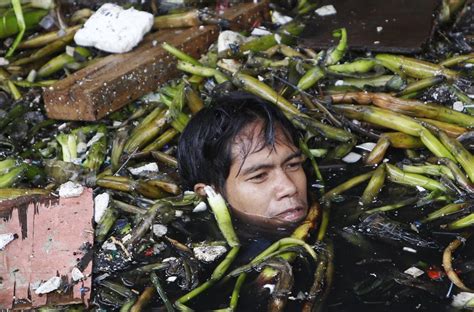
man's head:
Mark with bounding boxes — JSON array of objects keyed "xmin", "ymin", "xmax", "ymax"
[{"xmin": 177, "ymin": 92, "xmax": 308, "ymax": 232}]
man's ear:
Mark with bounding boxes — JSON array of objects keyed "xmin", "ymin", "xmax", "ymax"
[{"xmin": 193, "ymin": 183, "xmax": 207, "ymax": 197}]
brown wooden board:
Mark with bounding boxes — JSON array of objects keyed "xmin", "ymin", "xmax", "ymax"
[
  {"xmin": 298, "ymin": 0, "xmax": 440, "ymax": 54},
  {"xmin": 0, "ymin": 190, "xmax": 94, "ymax": 309},
  {"xmin": 43, "ymin": 2, "xmax": 269, "ymax": 121}
]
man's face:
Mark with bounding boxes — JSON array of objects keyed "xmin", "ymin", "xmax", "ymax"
[{"xmin": 223, "ymin": 121, "xmax": 308, "ymax": 232}]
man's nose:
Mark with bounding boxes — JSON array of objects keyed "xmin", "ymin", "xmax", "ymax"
[{"xmin": 274, "ymin": 170, "xmax": 297, "ymax": 199}]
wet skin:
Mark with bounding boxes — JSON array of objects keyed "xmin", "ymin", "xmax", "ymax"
[{"xmin": 223, "ymin": 121, "xmax": 309, "ymax": 232}]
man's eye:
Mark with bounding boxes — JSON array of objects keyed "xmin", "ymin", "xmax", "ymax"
[
  {"xmin": 286, "ymin": 161, "xmax": 303, "ymax": 171},
  {"xmin": 248, "ymin": 172, "xmax": 267, "ymax": 182}
]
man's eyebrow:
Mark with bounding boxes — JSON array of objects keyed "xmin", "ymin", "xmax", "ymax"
[
  {"xmin": 283, "ymin": 151, "xmax": 303, "ymax": 163},
  {"xmin": 240, "ymin": 150, "xmax": 303, "ymax": 177},
  {"xmin": 240, "ymin": 163, "xmax": 274, "ymax": 176}
]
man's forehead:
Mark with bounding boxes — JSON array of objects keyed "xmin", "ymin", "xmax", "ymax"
[{"xmin": 230, "ymin": 122, "xmax": 298, "ymax": 164}]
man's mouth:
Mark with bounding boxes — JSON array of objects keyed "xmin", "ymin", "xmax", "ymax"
[{"xmin": 275, "ymin": 206, "xmax": 306, "ymax": 222}]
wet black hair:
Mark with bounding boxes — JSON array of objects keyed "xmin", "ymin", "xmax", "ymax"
[{"xmin": 177, "ymin": 92, "xmax": 301, "ymax": 191}]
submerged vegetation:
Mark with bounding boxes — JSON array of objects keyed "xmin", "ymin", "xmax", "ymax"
[{"xmin": 0, "ymin": 0, "xmax": 473, "ymax": 311}]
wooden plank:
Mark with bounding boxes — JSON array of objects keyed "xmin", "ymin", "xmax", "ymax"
[
  {"xmin": 298, "ymin": 0, "xmax": 439, "ymax": 54},
  {"xmin": 0, "ymin": 190, "xmax": 94, "ymax": 309},
  {"xmin": 43, "ymin": 2, "xmax": 269, "ymax": 121}
]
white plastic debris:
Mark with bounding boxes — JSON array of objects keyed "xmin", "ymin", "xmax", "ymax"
[
  {"xmin": 274, "ymin": 33, "xmax": 282, "ymax": 44},
  {"xmin": 263, "ymin": 284, "xmax": 275, "ymax": 294},
  {"xmin": 217, "ymin": 30, "xmax": 246, "ymax": 53},
  {"xmin": 334, "ymin": 80, "xmax": 344, "ymax": 86},
  {"xmin": 65, "ymin": 45, "xmax": 75, "ymax": 57},
  {"xmin": 193, "ymin": 201, "xmax": 207, "ymax": 213},
  {"xmin": 35, "ymin": 276, "xmax": 61, "ymax": 295},
  {"xmin": 453, "ymin": 101, "xmax": 464, "ymax": 112},
  {"xmin": 71, "ymin": 267, "xmax": 85, "ymax": 281},
  {"xmin": 403, "ymin": 246, "xmax": 417, "ymax": 253},
  {"xmin": 217, "ymin": 58, "xmax": 242, "ymax": 74},
  {"xmin": 175, "ymin": 210, "xmax": 183, "ymax": 217},
  {"xmin": 166, "ymin": 276, "xmax": 177, "ymax": 282},
  {"xmin": 452, "ymin": 292, "xmax": 474, "ymax": 308},
  {"xmin": 86, "ymin": 132, "xmax": 105, "ymax": 147},
  {"xmin": 0, "ymin": 57, "xmax": 9, "ymax": 66},
  {"xmin": 356, "ymin": 142, "xmax": 377, "ymax": 152},
  {"xmin": 152, "ymin": 224, "xmax": 168, "ymax": 237},
  {"xmin": 77, "ymin": 142, "xmax": 87, "ymax": 154},
  {"xmin": 0, "ymin": 233, "xmax": 15, "ymax": 250},
  {"xmin": 415, "ymin": 185, "xmax": 426, "ymax": 192},
  {"xmin": 193, "ymin": 245, "xmax": 227, "ymax": 262},
  {"xmin": 58, "ymin": 181, "xmax": 84, "ymax": 198},
  {"xmin": 102, "ymin": 240, "xmax": 117, "ymax": 251},
  {"xmin": 404, "ymin": 266, "xmax": 424, "ymax": 278},
  {"xmin": 94, "ymin": 193, "xmax": 110, "ymax": 223},
  {"xmin": 271, "ymin": 10, "xmax": 293, "ymax": 25},
  {"xmin": 251, "ymin": 27, "xmax": 272, "ymax": 36},
  {"xmin": 74, "ymin": 3, "xmax": 154, "ymax": 53},
  {"xmin": 121, "ymin": 233, "xmax": 132, "ymax": 243},
  {"xmin": 315, "ymin": 5, "xmax": 337, "ymax": 16},
  {"xmin": 376, "ymin": 26, "xmax": 383, "ymax": 33},
  {"xmin": 342, "ymin": 152, "xmax": 362, "ymax": 163},
  {"xmin": 128, "ymin": 162, "xmax": 159, "ymax": 175}
]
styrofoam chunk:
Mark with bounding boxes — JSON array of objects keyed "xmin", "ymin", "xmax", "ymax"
[
  {"xmin": 128, "ymin": 162, "xmax": 159, "ymax": 175},
  {"xmin": 452, "ymin": 292, "xmax": 474, "ymax": 308},
  {"xmin": 453, "ymin": 101, "xmax": 464, "ymax": 112},
  {"xmin": 271, "ymin": 11, "xmax": 293, "ymax": 25},
  {"xmin": 251, "ymin": 27, "xmax": 272, "ymax": 36},
  {"xmin": 315, "ymin": 5, "xmax": 337, "ymax": 16},
  {"xmin": 58, "ymin": 181, "xmax": 84, "ymax": 198},
  {"xmin": 404, "ymin": 266, "xmax": 424, "ymax": 278},
  {"xmin": 217, "ymin": 30, "xmax": 246, "ymax": 53},
  {"xmin": 153, "ymin": 224, "xmax": 168, "ymax": 237},
  {"xmin": 74, "ymin": 3, "xmax": 153, "ymax": 53},
  {"xmin": 94, "ymin": 193, "xmax": 110, "ymax": 223},
  {"xmin": 193, "ymin": 245, "xmax": 227, "ymax": 262}
]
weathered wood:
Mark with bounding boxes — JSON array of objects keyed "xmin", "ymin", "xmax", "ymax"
[
  {"xmin": 0, "ymin": 189, "xmax": 94, "ymax": 309},
  {"xmin": 299, "ymin": 0, "xmax": 439, "ymax": 54},
  {"xmin": 43, "ymin": 2, "xmax": 269, "ymax": 121}
]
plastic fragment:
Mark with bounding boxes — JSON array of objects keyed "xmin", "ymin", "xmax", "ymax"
[
  {"xmin": 0, "ymin": 233, "xmax": 16, "ymax": 250},
  {"xmin": 94, "ymin": 193, "xmax": 110, "ymax": 223},
  {"xmin": 452, "ymin": 292, "xmax": 474, "ymax": 308},
  {"xmin": 58, "ymin": 181, "xmax": 84, "ymax": 198},
  {"xmin": 342, "ymin": 152, "xmax": 362, "ymax": 163},
  {"xmin": 152, "ymin": 224, "xmax": 168, "ymax": 237},
  {"xmin": 193, "ymin": 201, "xmax": 207, "ymax": 213},
  {"xmin": 128, "ymin": 162, "xmax": 159, "ymax": 175},
  {"xmin": 404, "ymin": 266, "xmax": 424, "ymax": 278},
  {"xmin": 193, "ymin": 245, "xmax": 227, "ymax": 262},
  {"xmin": 71, "ymin": 267, "xmax": 85, "ymax": 281},
  {"xmin": 315, "ymin": 5, "xmax": 337, "ymax": 16},
  {"xmin": 35, "ymin": 276, "xmax": 61, "ymax": 295},
  {"xmin": 217, "ymin": 30, "xmax": 246, "ymax": 53}
]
